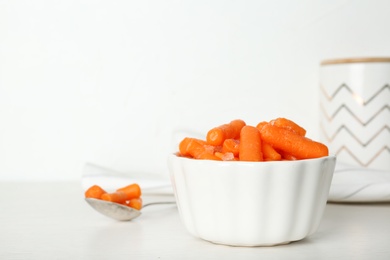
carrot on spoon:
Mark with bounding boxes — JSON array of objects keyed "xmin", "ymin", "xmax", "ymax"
[
  {"xmin": 117, "ymin": 183, "xmax": 142, "ymax": 200},
  {"xmin": 85, "ymin": 185, "xmax": 106, "ymax": 199},
  {"xmin": 127, "ymin": 198, "xmax": 143, "ymax": 210},
  {"xmin": 101, "ymin": 191, "xmax": 128, "ymax": 204}
]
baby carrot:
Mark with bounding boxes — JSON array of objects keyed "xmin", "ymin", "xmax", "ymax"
[
  {"xmin": 239, "ymin": 125, "xmax": 263, "ymax": 161},
  {"xmin": 256, "ymin": 121, "xmax": 268, "ymax": 131},
  {"xmin": 195, "ymin": 150, "xmax": 221, "ymax": 160},
  {"xmin": 206, "ymin": 119, "xmax": 246, "ymax": 146},
  {"xmin": 127, "ymin": 198, "xmax": 143, "ymax": 210},
  {"xmin": 179, "ymin": 137, "xmax": 207, "ymax": 157},
  {"xmin": 85, "ymin": 185, "xmax": 106, "ymax": 199},
  {"xmin": 230, "ymin": 119, "xmax": 246, "ymax": 137},
  {"xmin": 214, "ymin": 152, "xmax": 224, "ymax": 160},
  {"xmin": 262, "ymin": 142, "xmax": 282, "ymax": 161},
  {"xmin": 279, "ymin": 151, "xmax": 298, "ymax": 161},
  {"xmin": 101, "ymin": 191, "xmax": 128, "ymax": 204},
  {"xmin": 270, "ymin": 117, "xmax": 306, "ymax": 136},
  {"xmin": 260, "ymin": 123, "xmax": 328, "ymax": 159},
  {"xmin": 214, "ymin": 145, "xmax": 223, "ymax": 153},
  {"xmin": 222, "ymin": 139, "xmax": 240, "ymax": 156},
  {"xmin": 117, "ymin": 183, "xmax": 142, "ymax": 200},
  {"xmin": 184, "ymin": 138, "xmax": 220, "ymax": 160}
]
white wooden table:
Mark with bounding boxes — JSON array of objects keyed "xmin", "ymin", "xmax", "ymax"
[{"xmin": 1, "ymin": 181, "xmax": 390, "ymax": 259}]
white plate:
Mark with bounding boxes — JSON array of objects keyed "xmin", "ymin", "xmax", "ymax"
[{"xmin": 328, "ymin": 162, "xmax": 390, "ymax": 202}]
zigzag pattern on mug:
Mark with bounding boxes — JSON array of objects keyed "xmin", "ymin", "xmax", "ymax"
[
  {"xmin": 320, "ymin": 83, "xmax": 390, "ymax": 106},
  {"xmin": 335, "ymin": 145, "xmax": 390, "ymax": 167},
  {"xmin": 320, "ymin": 82, "xmax": 390, "ymax": 168},
  {"xmin": 320, "ymin": 123, "xmax": 390, "ymax": 147},
  {"xmin": 320, "ymin": 103, "xmax": 390, "ymax": 126}
]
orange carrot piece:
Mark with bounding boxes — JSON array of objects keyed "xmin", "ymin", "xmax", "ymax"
[
  {"xmin": 196, "ymin": 151, "xmax": 221, "ymax": 160},
  {"xmin": 256, "ymin": 121, "xmax": 268, "ymax": 132},
  {"xmin": 270, "ymin": 117, "xmax": 306, "ymax": 136},
  {"xmin": 183, "ymin": 138, "xmax": 219, "ymax": 160},
  {"xmin": 262, "ymin": 142, "xmax": 282, "ymax": 161},
  {"xmin": 206, "ymin": 119, "xmax": 246, "ymax": 146},
  {"xmin": 230, "ymin": 119, "xmax": 246, "ymax": 138},
  {"xmin": 279, "ymin": 150, "xmax": 298, "ymax": 161},
  {"xmin": 206, "ymin": 127, "xmax": 226, "ymax": 146},
  {"xmin": 260, "ymin": 123, "xmax": 328, "ymax": 159},
  {"xmin": 101, "ymin": 191, "xmax": 128, "ymax": 204},
  {"xmin": 188, "ymin": 140, "xmax": 207, "ymax": 157},
  {"xmin": 214, "ymin": 152, "xmax": 224, "ymax": 160},
  {"xmin": 179, "ymin": 137, "xmax": 192, "ymax": 156},
  {"xmin": 85, "ymin": 185, "xmax": 107, "ymax": 199},
  {"xmin": 239, "ymin": 125, "xmax": 263, "ymax": 161},
  {"xmin": 127, "ymin": 198, "xmax": 143, "ymax": 210},
  {"xmin": 222, "ymin": 139, "xmax": 240, "ymax": 156},
  {"xmin": 117, "ymin": 183, "xmax": 142, "ymax": 200},
  {"xmin": 179, "ymin": 137, "xmax": 207, "ymax": 157},
  {"xmin": 214, "ymin": 145, "xmax": 223, "ymax": 153}
]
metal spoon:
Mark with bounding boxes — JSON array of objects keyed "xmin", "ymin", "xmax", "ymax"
[{"xmin": 85, "ymin": 198, "xmax": 176, "ymax": 221}]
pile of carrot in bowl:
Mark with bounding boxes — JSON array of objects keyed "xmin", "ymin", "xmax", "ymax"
[{"xmin": 177, "ymin": 117, "xmax": 328, "ymax": 162}]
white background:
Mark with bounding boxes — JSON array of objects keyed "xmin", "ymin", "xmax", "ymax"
[{"xmin": 1, "ymin": 0, "xmax": 389, "ymax": 181}]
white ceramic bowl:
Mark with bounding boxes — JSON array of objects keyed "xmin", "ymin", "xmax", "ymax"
[{"xmin": 168, "ymin": 154, "xmax": 336, "ymax": 247}]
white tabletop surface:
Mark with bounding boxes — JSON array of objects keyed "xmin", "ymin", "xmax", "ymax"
[{"xmin": 1, "ymin": 181, "xmax": 390, "ymax": 260}]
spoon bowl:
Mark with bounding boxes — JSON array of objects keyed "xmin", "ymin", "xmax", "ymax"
[{"xmin": 85, "ymin": 198, "xmax": 176, "ymax": 221}]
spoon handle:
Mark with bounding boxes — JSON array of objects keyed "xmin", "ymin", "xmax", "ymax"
[{"xmin": 143, "ymin": 201, "xmax": 176, "ymax": 208}]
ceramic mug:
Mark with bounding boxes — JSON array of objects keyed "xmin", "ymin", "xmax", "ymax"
[{"xmin": 319, "ymin": 57, "xmax": 390, "ymax": 171}]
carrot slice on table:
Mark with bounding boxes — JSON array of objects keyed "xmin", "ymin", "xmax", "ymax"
[
  {"xmin": 206, "ymin": 119, "xmax": 246, "ymax": 146},
  {"xmin": 239, "ymin": 125, "xmax": 263, "ymax": 161},
  {"xmin": 85, "ymin": 185, "xmax": 106, "ymax": 199},
  {"xmin": 117, "ymin": 183, "xmax": 142, "ymax": 200},
  {"xmin": 260, "ymin": 123, "xmax": 328, "ymax": 159},
  {"xmin": 270, "ymin": 117, "xmax": 306, "ymax": 136},
  {"xmin": 101, "ymin": 191, "xmax": 128, "ymax": 204}
]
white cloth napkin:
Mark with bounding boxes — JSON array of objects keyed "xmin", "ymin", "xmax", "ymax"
[
  {"xmin": 328, "ymin": 162, "xmax": 390, "ymax": 202},
  {"xmin": 81, "ymin": 163, "xmax": 174, "ymax": 195}
]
